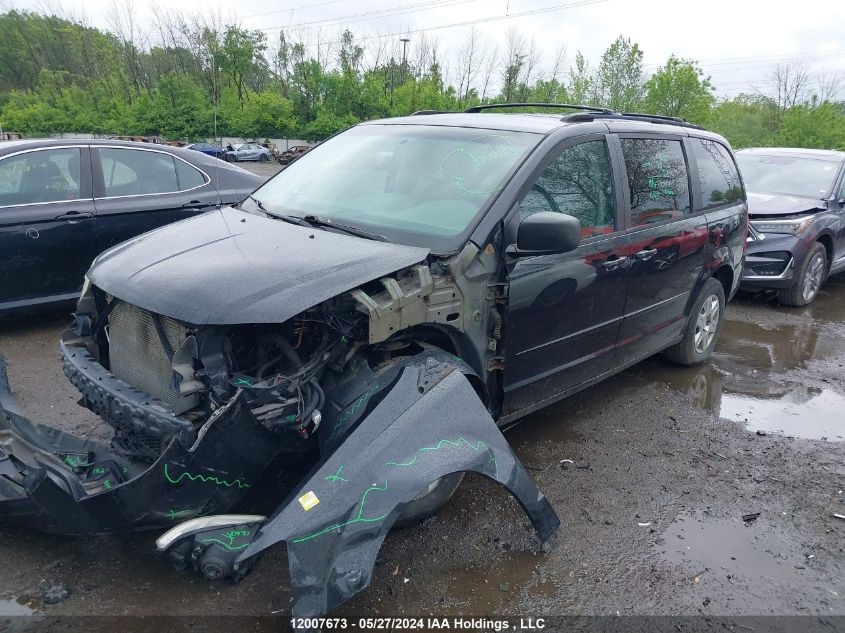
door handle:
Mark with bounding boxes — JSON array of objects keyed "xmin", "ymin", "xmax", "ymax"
[
  {"xmin": 182, "ymin": 200, "xmax": 210, "ymax": 210},
  {"xmin": 601, "ymin": 255, "xmax": 628, "ymax": 271},
  {"xmin": 54, "ymin": 211, "xmax": 93, "ymax": 222},
  {"xmin": 634, "ymin": 247, "xmax": 658, "ymax": 261}
]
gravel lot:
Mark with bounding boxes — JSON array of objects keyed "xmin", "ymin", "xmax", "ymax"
[{"xmin": 0, "ymin": 164, "xmax": 842, "ymax": 630}]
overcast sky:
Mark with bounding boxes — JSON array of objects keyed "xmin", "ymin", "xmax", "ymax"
[{"xmin": 14, "ymin": 0, "xmax": 845, "ymax": 98}]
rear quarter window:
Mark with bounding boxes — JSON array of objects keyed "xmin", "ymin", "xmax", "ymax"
[{"xmin": 690, "ymin": 138, "xmax": 743, "ymax": 209}]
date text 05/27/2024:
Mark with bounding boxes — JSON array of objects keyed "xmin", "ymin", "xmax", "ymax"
[{"xmin": 289, "ymin": 618, "xmax": 546, "ymax": 630}]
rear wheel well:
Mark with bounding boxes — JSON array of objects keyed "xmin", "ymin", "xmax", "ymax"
[
  {"xmin": 817, "ymin": 234, "xmax": 834, "ymax": 272},
  {"xmin": 711, "ymin": 265, "xmax": 734, "ymax": 299}
]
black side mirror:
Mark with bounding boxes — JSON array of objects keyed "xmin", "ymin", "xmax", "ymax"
[{"xmin": 508, "ymin": 212, "xmax": 581, "ymax": 257}]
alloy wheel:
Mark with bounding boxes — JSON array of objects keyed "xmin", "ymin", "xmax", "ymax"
[
  {"xmin": 802, "ymin": 252, "xmax": 825, "ymax": 302},
  {"xmin": 694, "ymin": 295, "xmax": 720, "ymax": 354}
]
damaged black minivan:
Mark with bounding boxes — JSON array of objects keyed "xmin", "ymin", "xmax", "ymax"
[{"xmin": 0, "ymin": 105, "xmax": 746, "ymax": 619}]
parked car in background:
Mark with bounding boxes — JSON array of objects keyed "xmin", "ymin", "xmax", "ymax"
[
  {"xmin": 0, "ymin": 139, "xmax": 263, "ymax": 314},
  {"xmin": 224, "ymin": 142, "xmax": 272, "ymax": 162},
  {"xmin": 737, "ymin": 148, "xmax": 845, "ymax": 306},
  {"xmin": 185, "ymin": 142, "xmax": 226, "ymax": 159},
  {"xmin": 277, "ymin": 144, "xmax": 312, "ymax": 165}
]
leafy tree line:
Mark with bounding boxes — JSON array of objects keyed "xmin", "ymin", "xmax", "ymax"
[{"xmin": 0, "ymin": 9, "xmax": 842, "ymax": 149}]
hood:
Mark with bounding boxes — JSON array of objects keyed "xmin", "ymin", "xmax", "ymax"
[
  {"xmin": 747, "ymin": 191, "xmax": 826, "ymax": 217},
  {"xmin": 88, "ymin": 207, "xmax": 429, "ymax": 325}
]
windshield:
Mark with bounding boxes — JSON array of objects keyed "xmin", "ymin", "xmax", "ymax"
[
  {"xmin": 736, "ymin": 153, "xmax": 840, "ymax": 198},
  {"xmin": 248, "ymin": 124, "xmax": 541, "ymax": 250}
]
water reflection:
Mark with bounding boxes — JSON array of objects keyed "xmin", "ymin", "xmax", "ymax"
[
  {"xmin": 0, "ymin": 596, "xmax": 34, "ymax": 616},
  {"xmin": 659, "ymin": 514, "xmax": 797, "ymax": 581},
  {"xmin": 628, "ymin": 279, "xmax": 845, "ymax": 441}
]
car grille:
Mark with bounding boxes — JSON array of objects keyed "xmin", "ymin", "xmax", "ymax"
[{"xmin": 109, "ymin": 302, "xmax": 187, "ymax": 406}]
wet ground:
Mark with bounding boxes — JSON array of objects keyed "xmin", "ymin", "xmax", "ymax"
[{"xmin": 0, "ymin": 274, "xmax": 843, "ymax": 629}]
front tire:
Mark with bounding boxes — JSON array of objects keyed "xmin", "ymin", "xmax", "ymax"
[
  {"xmin": 662, "ymin": 277, "xmax": 725, "ymax": 366},
  {"xmin": 259, "ymin": 154, "xmax": 269, "ymax": 163},
  {"xmin": 778, "ymin": 243, "xmax": 827, "ymax": 307},
  {"xmin": 394, "ymin": 472, "xmax": 465, "ymax": 528}
]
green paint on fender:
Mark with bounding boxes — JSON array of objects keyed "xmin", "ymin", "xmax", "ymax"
[
  {"xmin": 291, "ymin": 482, "xmax": 389, "ymax": 543},
  {"xmin": 326, "ymin": 384, "xmax": 379, "ymax": 444},
  {"xmin": 325, "ymin": 465, "xmax": 348, "ymax": 483},
  {"xmin": 387, "ymin": 437, "xmax": 497, "ymax": 475}
]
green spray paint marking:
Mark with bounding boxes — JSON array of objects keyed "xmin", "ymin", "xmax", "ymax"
[
  {"xmin": 291, "ymin": 482, "xmax": 389, "ymax": 543},
  {"xmin": 385, "ymin": 457, "xmax": 417, "ymax": 467},
  {"xmin": 167, "ymin": 508, "xmax": 195, "ymax": 521},
  {"xmin": 387, "ymin": 437, "xmax": 497, "ymax": 476},
  {"xmin": 163, "ymin": 463, "xmax": 251, "ymax": 489},
  {"xmin": 201, "ymin": 529, "xmax": 252, "ymax": 551},
  {"xmin": 326, "ymin": 384, "xmax": 379, "ymax": 444},
  {"xmin": 325, "ymin": 465, "xmax": 348, "ymax": 483},
  {"xmin": 200, "ymin": 538, "xmax": 251, "ymax": 551},
  {"xmin": 233, "ymin": 377, "xmax": 253, "ymax": 387},
  {"xmin": 63, "ymin": 454, "xmax": 89, "ymax": 469}
]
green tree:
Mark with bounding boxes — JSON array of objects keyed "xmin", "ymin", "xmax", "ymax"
[
  {"xmin": 776, "ymin": 100, "xmax": 845, "ymax": 149},
  {"xmin": 644, "ymin": 55, "xmax": 715, "ymax": 124},
  {"xmin": 710, "ymin": 95, "xmax": 778, "ymax": 148},
  {"xmin": 596, "ymin": 36, "xmax": 645, "ymax": 111},
  {"xmin": 240, "ymin": 91, "xmax": 296, "ymax": 139}
]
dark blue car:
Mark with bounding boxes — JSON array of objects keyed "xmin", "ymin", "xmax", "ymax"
[{"xmin": 185, "ymin": 142, "xmax": 226, "ymax": 159}]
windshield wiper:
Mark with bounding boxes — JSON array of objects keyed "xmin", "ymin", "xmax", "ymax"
[
  {"xmin": 296, "ymin": 215, "xmax": 391, "ymax": 243},
  {"xmin": 247, "ymin": 201, "xmax": 390, "ymax": 242},
  {"xmin": 246, "ymin": 194, "xmax": 270, "ymax": 215}
]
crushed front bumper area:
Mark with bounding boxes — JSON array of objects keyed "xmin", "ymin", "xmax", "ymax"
[
  {"xmin": 0, "ymin": 355, "xmax": 560, "ymax": 619},
  {"xmin": 0, "ymin": 356, "xmax": 296, "ymax": 535}
]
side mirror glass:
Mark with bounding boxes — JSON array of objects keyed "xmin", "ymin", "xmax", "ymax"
[{"xmin": 509, "ymin": 212, "xmax": 581, "ymax": 257}]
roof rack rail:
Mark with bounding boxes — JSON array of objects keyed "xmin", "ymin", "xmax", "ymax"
[
  {"xmin": 464, "ymin": 103, "xmax": 613, "ymax": 114},
  {"xmin": 561, "ymin": 111, "xmax": 704, "ymax": 130},
  {"xmin": 410, "ymin": 110, "xmax": 446, "ymax": 115}
]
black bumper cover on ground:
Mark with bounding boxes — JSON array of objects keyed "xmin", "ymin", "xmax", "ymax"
[{"xmin": 0, "ymin": 356, "xmax": 287, "ymax": 534}]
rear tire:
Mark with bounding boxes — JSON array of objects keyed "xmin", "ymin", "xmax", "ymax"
[
  {"xmin": 777, "ymin": 243, "xmax": 827, "ymax": 307},
  {"xmin": 662, "ymin": 277, "xmax": 725, "ymax": 366},
  {"xmin": 394, "ymin": 472, "xmax": 465, "ymax": 528}
]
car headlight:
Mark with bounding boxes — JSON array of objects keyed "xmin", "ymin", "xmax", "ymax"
[{"xmin": 750, "ymin": 216, "xmax": 815, "ymax": 235}]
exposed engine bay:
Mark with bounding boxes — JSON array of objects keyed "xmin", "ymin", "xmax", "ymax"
[{"xmin": 0, "ymin": 258, "xmax": 559, "ymax": 622}]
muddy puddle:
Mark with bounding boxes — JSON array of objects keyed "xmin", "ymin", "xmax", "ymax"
[
  {"xmin": 0, "ymin": 596, "xmax": 34, "ymax": 616},
  {"xmin": 432, "ymin": 549, "xmax": 563, "ymax": 613},
  {"xmin": 658, "ymin": 514, "xmax": 800, "ymax": 581},
  {"xmin": 626, "ymin": 282, "xmax": 845, "ymax": 441}
]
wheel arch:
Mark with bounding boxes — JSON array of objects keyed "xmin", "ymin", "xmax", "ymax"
[
  {"xmin": 816, "ymin": 232, "xmax": 834, "ymax": 273},
  {"xmin": 710, "ymin": 264, "xmax": 734, "ymax": 301}
]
